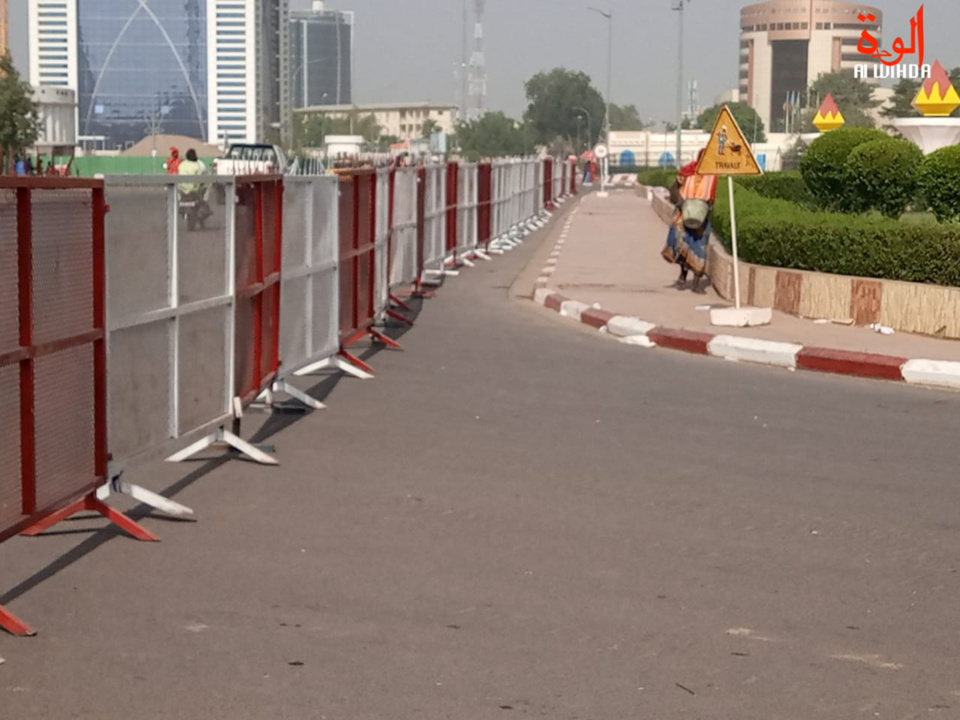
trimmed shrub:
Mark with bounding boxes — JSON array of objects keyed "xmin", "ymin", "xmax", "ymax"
[
  {"xmin": 843, "ymin": 138, "xmax": 923, "ymax": 218},
  {"xmin": 919, "ymin": 145, "xmax": 960, "ymax": 223},
  {"xmin": 712, "ymin": 182, "xmax": 960, "ymax": 287},
  {"xmin": 800, "ymin": 126, "xmax": 888, "ymax": 211},
  {"xmin": 636, "ymin": 167, "xmax": 677, "ymax": 188},
  {"xmin": 736, "ymin": 171, "xmax": 815, "ymax": 208}
]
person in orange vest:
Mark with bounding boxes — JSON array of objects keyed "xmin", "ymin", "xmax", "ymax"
[
  {"xmin": 661, "ymin": 149, "xmax": 717, "ymax": 293},
  {"xmin": 165, "ymin": 147, "xmax": 181, "ymax": 174}
]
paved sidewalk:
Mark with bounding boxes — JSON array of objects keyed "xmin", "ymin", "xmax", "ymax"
[{"xmin": 545, "ymin": 191, "xmax": 960, "ymax": 363}]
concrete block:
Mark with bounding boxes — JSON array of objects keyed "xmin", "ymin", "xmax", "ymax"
[
  {"xmin": 707, "ymin": 335, "xmax": 802, "ymax": 369},
  {"xmin": 559, "ymin": 300, "xmax": 591, "ymax": 320},
  {"xmin": 533, "ymin": 288, "xmax": 554, "ymax": 306},
  {"xmin": 620, "ymin": 335, "xmax": 657, "ymax": 348},
  {"xmin": 606, "ymin": 316, "xmax": 656, "ymax": 338},
  {"xmin": 901, "ymin": 359, "xmax": 960, "ymax": 389},
  {"xmin": 710, "ymin": 306, "xmax": 773, "ymax": 327}
]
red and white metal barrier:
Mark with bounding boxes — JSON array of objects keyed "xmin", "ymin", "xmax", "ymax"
[
  {"xmin": 455, "ymin": 162, "xmax": 483, "ymax": 265},
  {"xmin": 421, "ymin": 164, "xmax": 448, "ymax": 279},
  {"xmin": 276, "ymin": 175, "xmax": 356, "ymax": 391},
  {"xmin": 336, "ymin": 168, "xmax": 399, "ymax": 375},
  {"xmin": 0, "ymin": 178, "xmax": 150, "ymax": 636},
  {"xmin": 167, "ymin": 176, "xmax": 284, "ymax": 465},
  {"xmin": 476, "ymin": 163, "xmax": 493, "ymax": 254}
]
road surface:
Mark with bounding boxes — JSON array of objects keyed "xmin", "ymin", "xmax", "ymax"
[{"xmin": 2, "ymin": 203, "xmax": 960, "ymax": 719}]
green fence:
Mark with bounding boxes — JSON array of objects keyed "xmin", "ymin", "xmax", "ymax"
[{"xmin": 49, "ymin": 155, "xmax": 220, "ymax": 176}]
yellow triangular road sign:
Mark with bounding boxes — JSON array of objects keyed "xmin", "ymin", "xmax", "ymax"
[{"xmin": 695, "ymin": 105, "xmax": 763, "ymax": 176}]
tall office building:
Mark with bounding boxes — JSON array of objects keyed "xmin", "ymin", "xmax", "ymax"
[
  {"xmin": 289, "ymin": 1, "xmax": 353, "ymax": 109},
  {"xmin": 740, "ymin": 0, "xmax": 882, "ymax": 132},
  {"xmin": 28, "ymin": 0, "xmax": 288, "ymax": 149}
]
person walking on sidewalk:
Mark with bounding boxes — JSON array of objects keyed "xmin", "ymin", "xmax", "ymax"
[{"xmin": 661, "ymin": 149, "xmax": 717, "ymax": 293}]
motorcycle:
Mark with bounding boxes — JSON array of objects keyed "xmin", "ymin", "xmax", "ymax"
[{"xmin": 178, "ymin": 188, "xmax": 213, "ymax": 231}]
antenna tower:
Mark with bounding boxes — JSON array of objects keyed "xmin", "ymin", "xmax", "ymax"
[{"xmin": 468, "ymin": 0, "xmax": 487, "ymax": 120}]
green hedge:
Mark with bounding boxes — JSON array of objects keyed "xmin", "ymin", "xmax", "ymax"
[
  {"xmin": 735, "ymin": 171, "xmax": 815, "ymax": 208},
  {"xmin": 713, "ymin": 182, "xmax": 960, "ymax": 286},
  {"xmin": 636, "ymin": 167, "xmax": 677, "ymax": 188},
  {"xmin": 844, "ymin": 138, "xmax": 923, "ymax": 218},
  {"xmin": 800, "ymin": 126, "xmax": 889, "ymax": 211},
  {"xmin": 919, "ymin": 145, "xmax": 960, "ymax": 223}
]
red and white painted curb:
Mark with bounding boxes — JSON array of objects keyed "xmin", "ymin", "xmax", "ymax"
[{"xmin": 533, "ymin": 289, "xmax": 960, "ymax": 391}]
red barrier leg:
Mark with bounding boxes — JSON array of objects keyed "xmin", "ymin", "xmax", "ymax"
[
  {"xmin": 20, "ymin": 493, "xmax": 159, "ymax": 542},
  {"xmin": 0, "ymin": 604, "xmax": 35, "ymax": 637},
  {"xmin": 369, "ymin": 328, "xmax": 402, "ymax": 350},
  {"xmin": 339, "ymin": 350, "xmax": 375, "ymax": 376},
  {"xmin": 386, "ymin": 309, "xmax": 414, "ymax": 326},
  {"xmin": 389, "ymin": 293, "xmax": 414, "ymax": 312}
]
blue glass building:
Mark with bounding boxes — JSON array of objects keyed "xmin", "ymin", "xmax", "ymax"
[{"xmin": 77, "ymin": 0, "xmax": 207, "ymax": 148}]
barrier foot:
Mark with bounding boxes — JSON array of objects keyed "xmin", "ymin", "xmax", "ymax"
[
  {"xmin": 369, "ymin": 328, "xmax": 402, "ymax": 350},
  {"xmin": 459, "ymin": 256, "xmax": 476, "ymax": 268},
  {"xmin": 20, "ymin": 493, "xmax": 160, "ymax": 542},
  {"xmin": 267, "ymin": 380, "xmax": 325, "ymax": 410},
  {"xmin": 426, "ymin": 268, "xmax": 459, "ymax": 278},
  {"xmin": 473, "ymin": 250, "xmax": 492, "ymax": 262},
  {"xmin": 340, "ymin": 350, "xmax": 376, "ymax": 376},
  {"xmin": 293, "ymin": 356, "xmax": 373, "ymax": 380},
  {"xmin": 0, "ymin": 604, "xmax": 36, "ymax": 637},
  {"xmin": 166, "ymin": 428, "xmax": 279, "ymax": 466},
  {"xmin": 96, "ymin": 476, "xmax": 194, "ymax": 518},
  {"xmin": 386, "ymin": 309, "xmax": 414, "ymax": 327},
  {"xmin": 389, "ymin": 293, "xmax": 414, "ymax": 312}
]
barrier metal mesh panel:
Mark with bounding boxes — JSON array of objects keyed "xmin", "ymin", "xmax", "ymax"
[{"xmin": 390, "ymin": 168, "xmax": 419, "ymax": 287}]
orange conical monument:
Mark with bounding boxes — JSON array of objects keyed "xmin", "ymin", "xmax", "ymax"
[
  {"xmin": 813, "ymin": 93, "xmax": 845, "ymax": 132},
  {"xmin": 913, "ymin": 61, "xmax": 960, "ymax": 117}
]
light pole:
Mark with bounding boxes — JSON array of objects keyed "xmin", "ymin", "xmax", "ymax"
[
  {"xmin": 575, "ymin": 115, "xmax": 583, "ymax": 154},
  {"xmin": 589, "ymin": 7, "xmax": 612, "ymax": 192},
  {"xmin": 573, "ymin": 106, "xmax": 593, "ymax": 150},
  {"xmin": 671, "ymin": 0, "xmax": 687, "ymax": 167}
]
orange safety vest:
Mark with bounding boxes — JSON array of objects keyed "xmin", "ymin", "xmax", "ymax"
[{"xmin": 680, "ymin": 173, "xmax": 717, "ymax": 202}]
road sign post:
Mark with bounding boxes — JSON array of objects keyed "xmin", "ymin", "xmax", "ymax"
[{"xmin": 695, "ymin": 105, "xmax": 770, "ymax": 327}]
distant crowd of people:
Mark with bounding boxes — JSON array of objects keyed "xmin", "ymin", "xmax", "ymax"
[{"xmin": 12, "ymin": 154, "xmax": 69, "ymax": 177}]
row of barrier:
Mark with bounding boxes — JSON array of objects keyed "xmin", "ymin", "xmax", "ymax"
[{"xmin": 0, "ymin": 157, "xmax": 577, "ymax": 636}]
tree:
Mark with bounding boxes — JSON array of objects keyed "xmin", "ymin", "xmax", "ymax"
[
  {"xmin": 609, "ymin": 104, "xmax": 649, "ymax": 131},
  {"xmin": 801, "ymin": 69, "xmax": 879, "ymax": 130},
  {"xmin": 697, "ymin": 102, "xmax": 767, "ymax": 143},
  {"xmin": 377, "ymin": 134, "xmax": 401, "ymax": 153},
  {"xmin": 456, "ymin": 111, "xmax": 533, "ymax": 158},
  {"xmin": 0, "ymin": 53, "xmax": 40, "ymax": 167},
  {"xmin": 524, "ymin": 68, "xmax": 605, "ymax": 147},
  {"xmin": 881, "ymin": 67, "xmax": 960, "ymax": 121},
  {"xmin": 421, "ymin": 118, "xmax": 440, "ymax": 139}
]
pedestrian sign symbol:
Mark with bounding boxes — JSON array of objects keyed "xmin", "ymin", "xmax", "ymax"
[{"xmin": 695, "ymin": 105, "xmax": 763, "ymax": 176}]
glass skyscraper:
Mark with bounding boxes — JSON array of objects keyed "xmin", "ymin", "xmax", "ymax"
[
  {"xmin": 76, "ymin": 0, "xmax": 207, "ymax": 147},
  {"xmin": 289, "ymin": 3, "xmax": 352, "ymax": 109}
]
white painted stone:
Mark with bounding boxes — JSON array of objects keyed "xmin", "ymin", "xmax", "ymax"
[
  {"xmin": 542, "ymin": 266, "xmax": 556, "ymax": 275},
  {"xmin": 545, "ymin": 258, "xmax": 558, "ymax": 266},
  {"xmin": 559, "ymin": 300, "xmax": 591, "ymax": 320},
  {"xmin": 707, "ymin": 335, "xmax": 802, "ymax": 369},
  {"xmin": 533, "ymin": 288, "xmax": 555, "ymax": 305},
  {"xmin": 606, "ymin": 316, "xmax": 657, "ymax": 338},
  {"xmin": 620, "ymin": 335, "xmax": 657, "ymax": 348},
  {"xmin": 710, "ymin": 306, "xmax": 773, "ymax": 327},
  {"xmin": 901, "ymin": 359, "xmax": 960, "ymax": 389}
]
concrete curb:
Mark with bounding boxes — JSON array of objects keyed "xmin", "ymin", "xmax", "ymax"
[{"xmin": 533, "ymin": 289, "xmax": 960, "ymax": 391}]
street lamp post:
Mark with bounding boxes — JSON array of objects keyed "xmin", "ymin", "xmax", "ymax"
[
  {"xmin": 575, "ymin": 115, "xmax": 583, "ymax": 154},
  {"xmin": 671, "ymin": 0, "xmax": 687, "ymax": 168},
  {"xmin": 589, "ymin": 7, "xmax": 612, "ymax": 192},
  {"xmin": 573, "ymin": 106, "xmax": 593, "ymax": 152}
]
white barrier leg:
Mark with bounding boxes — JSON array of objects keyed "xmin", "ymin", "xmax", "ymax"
[
  {"xmin": 165, "ymin": 427, "xmax": 279, "ymax": 466},
  {"xmin": 294, "ymin": 356, "xmax": 374, "ymax": 381},
  {"xmin": 96, "ymin": 476, "xmax": 195, "ymax": 518},
  {"xmin": 473, "ymin": 249, "xmax": 492, "ymax": 261},
  {"xmin": 254, "ymin": 380, "xmax": 326, "ymax": 411}
]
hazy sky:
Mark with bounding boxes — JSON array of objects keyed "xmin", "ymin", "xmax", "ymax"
[{"xmin": 10, "ymin": 0, "xmax": 957, "ymax": 123}]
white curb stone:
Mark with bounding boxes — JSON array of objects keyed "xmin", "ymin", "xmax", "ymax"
[
  {"xmin": 707, "ymin": 335, "xmax": 802, "ymax": 369},
  {"xmin": 901, "ymin": 359, "xmax": 960, "ymax": 390},
  {"xmin": 606, "ymin": 316, "xmax": 657, "ymax": 338},
  {"xmin": 620, "ymin": 335, "xmax": 657, "ymax": 348},
  {"xmin": 559, "ymin": 300, "xmax": 591, "ymax": 320}
]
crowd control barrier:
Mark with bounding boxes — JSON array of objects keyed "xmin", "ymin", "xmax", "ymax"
[
  {"xmin": 0, "ymin": 178, "xmax": 138, "ymax": 636},
  {"xmin": 2, "ymin": 156, "xmax": 570, "ymax": 636}
]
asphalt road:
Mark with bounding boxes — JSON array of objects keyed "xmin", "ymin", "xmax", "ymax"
[{"xmin": 3, "ymin": 200, "xmax": 960, "ymax": 719}]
